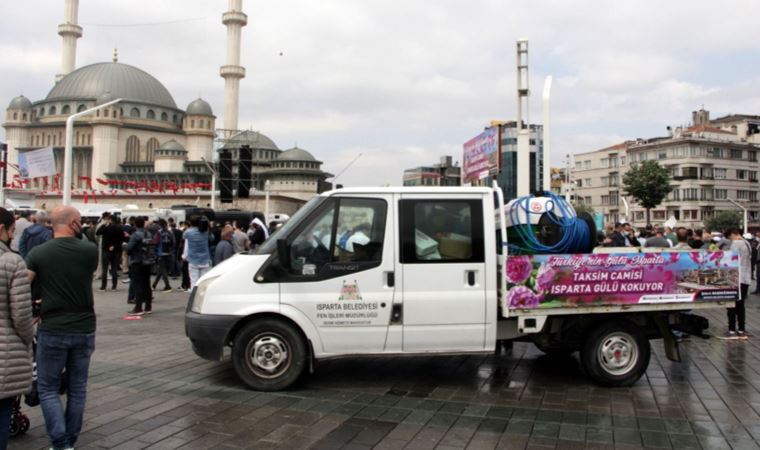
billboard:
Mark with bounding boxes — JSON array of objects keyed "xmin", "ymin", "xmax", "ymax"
[
  {"xmin": 463, "ymin": 127, "xmax": 499, "ymax": 183},
  {"xmin": 504, "ymin": 251, "xmax": 739, "ymax": 311}
]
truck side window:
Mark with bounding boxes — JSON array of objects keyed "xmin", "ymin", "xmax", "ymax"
[
  {"xmin": 399, "ymin": 199, "xmax": 484, "ymax": 263},
  {"xmin": 288, "ymin": 198, "xmax": 387, "ymax": 276}
]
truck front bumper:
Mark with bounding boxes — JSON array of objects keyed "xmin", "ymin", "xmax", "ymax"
[{"xmin": 185, "ymin": 312, "xmax": 239, "ymax": 361}]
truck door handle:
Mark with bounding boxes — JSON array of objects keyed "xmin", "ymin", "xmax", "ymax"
[
  {"xmin": 467, "ymin": 271, "xmax": 476, "ymax": 286},
  {"xmin": 386, "ymin": 271, "xmax": 395, "ymax": 288}
]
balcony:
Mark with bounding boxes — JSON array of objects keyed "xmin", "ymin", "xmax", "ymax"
[{"xmin": 672, "ymin": 175, "xmax": 698, "ymax": 181}]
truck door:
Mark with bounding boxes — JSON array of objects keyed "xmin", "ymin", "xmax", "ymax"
[
  {"xmin": 398, "ymin": 195, "xmax": 487, "ymax": 352},
  {"xmin": 279, "ymin": 195, "xmax": 395, "ymax": 354}
]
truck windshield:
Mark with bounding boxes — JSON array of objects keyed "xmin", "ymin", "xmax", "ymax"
[{"xmin": 255, "ymin": 196, "xmax": 327, "ymax": 254}]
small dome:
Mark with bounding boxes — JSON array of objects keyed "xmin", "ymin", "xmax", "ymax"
[
  {"xmin": 8, "ymin": 95, "xmax": 32, "ymax": 110},
  {"xmin": 158, "ymin": 139, "xmax": 186, "ymax": 151},
  {"xmin": 186, "ymin": 98, "xmax": 213, "ymax": 116},
  {"xmin": 278, "ymin": 146, "xmax": 317, "ymax": 162},
  {"xmin": 223, "ymin": 130, "xmax": 279, "ymax": 151}
]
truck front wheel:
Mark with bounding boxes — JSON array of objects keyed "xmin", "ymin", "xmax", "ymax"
[
  {"xmin": 581, "ymin": 320, "xmax": 650, "ymax": 387},
  {"xmin": 232, "ymin": 318, "xmax": 307, "ymax": 391}
]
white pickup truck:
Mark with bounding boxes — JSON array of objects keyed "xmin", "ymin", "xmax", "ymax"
[{"xmin": 185, "ymin": 186, "xmax": 738, "ymax": 391}]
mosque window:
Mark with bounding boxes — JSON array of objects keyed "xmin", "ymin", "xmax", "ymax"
[
  {"xmin": 47, "ymin": 135, "xmax": 51, "ymax": 146},
  {"xmin": 191, "ymin": 119, "xmax": 195, "ymax": 128},
  {"xmin": 12, "ymin": 112, "xmax": 17, "ymax": 120},
  {"xmin": 49, "ymin": 106, "xmax": 57, "ymax": 115},
  {"xmin": 146, "ymin": 138, "xmax": 159, "ymax": 162},
  {"xmin": 161, "ymin": 112, "xmax": 168, "ymax": 121},
  {"xmin": 173, "ymin": 114, "xmax": 178, "ymax": 123},
  {"xmin": 130, "ymin": 108, "xmax": 140, "ymax": 118},
  {"xmin": 22, "ymin": 113, "xmax": 27, "ymax": 121},
  {"xmin": 147, "ymin": 110, "xmax": 156, "ymax": 120},
  {"xmin": 38, "ymin": 108, "xmax": 44, "ymax": 117},
  {"xmin": 120, "ymin": 108, "xmax": 123, "ymax": 117},
  {"xmin": 77, "ymin": 104, "xmax": 86, "ymax": 113},
  {"xmin": 62, "ymin": 105, "xmax": 70, "ymax": 114},
  {"xmin": 126, "ymin": 136, "xmax": 140, "ymax": 162},
  {"xmin": 75, "ymin": 132, "xmax": 79, "ymax": 145}
]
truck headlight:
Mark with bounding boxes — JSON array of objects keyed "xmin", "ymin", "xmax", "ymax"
[{"xmin": 191, "ymin": 276, "xmax": 219, "ymax": 313}]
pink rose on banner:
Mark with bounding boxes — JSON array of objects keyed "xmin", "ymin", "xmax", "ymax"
[
  {"xmin": 507, "ymin": 286, "xmax": 540, "ymax": 308},
  {"xmin": 535, "ymin": 263, "xmax": 556, "ymax": 293},
  {"xmin": 507, "ymin": 256, "xmax": 533, "ymax": 284}
]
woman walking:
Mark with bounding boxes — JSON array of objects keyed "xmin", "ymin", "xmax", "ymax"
[{"xmin": 0, "ymin": 207, "xmax": 34, "ymax": 449}]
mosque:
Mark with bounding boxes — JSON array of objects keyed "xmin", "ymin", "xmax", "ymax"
[{"xmin": 2, "ymin": 0, "xmax": 331, "ymax": 211}]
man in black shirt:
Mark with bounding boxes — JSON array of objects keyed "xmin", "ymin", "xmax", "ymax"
[{"xmin": 96, "ymin": 213, "xmax": 124, "ymax": 291}]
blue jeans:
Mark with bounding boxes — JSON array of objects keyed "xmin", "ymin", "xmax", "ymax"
[{"xmin": 37, "ymin": 329, "xmax": 95, "ymax": 449}]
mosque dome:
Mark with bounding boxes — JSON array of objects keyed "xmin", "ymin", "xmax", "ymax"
[
  {"xmin": 223, "ymin": 130, "xmax": 279, "ymax": 151},
  {"xmin": 186, "ymin": 98, "xmax": 213, "ymax": 116},
  {"xmin": 95, "ymin": 90, "xmax": 115, "ymax": 105},
  {"xmin": 46, "ymin": 62, "xmax": 177, "ymax": 109},
  {"xmin": 278, "ymin": 146, "xmax": 317, "ymax": 162},
  {"xmin": 8, "ymin": 95, "xmax": 32, "ymax": 110}
]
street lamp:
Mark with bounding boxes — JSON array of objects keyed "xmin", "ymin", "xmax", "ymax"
[
  {"xmin": 726, "ymin": 198, "xmax": 748, "ymax": 234},
  {"xmin": 63, "ymin": 98, "xmax": 123, "ymax": 205}
]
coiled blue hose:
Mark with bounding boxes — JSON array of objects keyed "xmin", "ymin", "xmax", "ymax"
[{"xmin": 508, "ymin": 191, "xmax": 592, "ymax": 254}]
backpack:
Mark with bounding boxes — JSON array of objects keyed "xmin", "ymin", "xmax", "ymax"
[
  {"xmin": 160, "ymin": 229, "xmax": 173, "ymax": 254},
  {"xmin": 141, "ymin": 230, "xmax": 159, "ymax": 266}
]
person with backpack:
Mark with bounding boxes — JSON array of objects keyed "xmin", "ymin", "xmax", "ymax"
[
  {"xmin": 152, "ymin": 219, "xmax": 174, "ymax": 293},
  {"xmin": 125, "ymin": 217, "xmax": 157, "ymax": 316},
  {"xmin": 18, "ymin": 210, "xmax": 53, "ymax": 258}
]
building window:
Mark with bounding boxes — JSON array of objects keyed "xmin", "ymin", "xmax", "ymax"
[
  {"xmin": 147, "ymin": 110, "xmax": 155, "ymax": 120},
  {"xmin": 173, "ymin": 114, "xmax": 178, "ymax": 123},
  {"xmin": 38, "ymin": 108, "xmax": 44, "ymax": 117},
  {"xmin": 584, "ymin": 161, "xmax": 591, "ymax": 170},
  {"xmin": 653, "ymin": 211, "xmax": 666, "ymax": 220},
  {"xmin": 62, "ymin": 105, "xmax": 70, "ymax": 114},
  {"xmin": 130, "ymin": 108, "xmax": 140, "ymax": 118},
  {"xmin": 77, "ymin": 104, "xmax": 86, "ymax": 113},
  {"xmin": 634, "ymin": 211, "xmax": 644, "ymax": 221},
  {"xmin": 584, "ymin": 178, "xmax": 591, "ymax": 187},
  {"xmin": 191, "ymin": 119, "xmax": 195, "ymax": 128},
  {"xmin": 730, "ymin": 149, "xmax": 743, "ymax": 159},
  {"xmin": 22, "ymin": 113, "xmax": 27, "ymax": 120},
  {"xmin": 161, "ymin": 112, "xmax": 168, "ymax": 121},
  {"xmin": 714, "ymin": 168, "xmax": 727, "ymax": 179},
  {"xmin": 49, "ymin": 106, "xmax": 57, "ymax": 115},
  {"xmin": 126, "ymin": 136, "xmax": 140, "ymax": 162},
  {"xmin": 737, "ymin": 170, "xmax": 748, "ymax": 180},
  {"xmin": 12, "ymin": 112, "xmax": 17, "ymax": 120},
  {"xmin": 145, "ymin": 138, "xmax": 159, "ymax": 162}
]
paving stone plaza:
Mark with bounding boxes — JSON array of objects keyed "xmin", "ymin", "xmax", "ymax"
[{"xmin": 8, "ymin": 286, "xmax": 760, "ymax": 450}]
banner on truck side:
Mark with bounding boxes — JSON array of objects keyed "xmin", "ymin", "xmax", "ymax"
[{"xmin": 504, "ymin": 251, "xmax": 739, "ymax": 310}]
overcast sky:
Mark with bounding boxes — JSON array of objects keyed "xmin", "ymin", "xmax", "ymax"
[{"xmin": 2, "ymin": 1, "xmax": 759, "ymax": 186}]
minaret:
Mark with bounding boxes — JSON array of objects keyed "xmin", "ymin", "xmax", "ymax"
[
  {"xmin": 220, "ymin": 0, "xmax": 247, "ymax": 132},
  {"xmin": 56, "ymin": 0, "xmax": 83, "ymax": 82}
]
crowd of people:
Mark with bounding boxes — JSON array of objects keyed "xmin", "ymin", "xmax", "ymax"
[
  {"xmin": 600, "ymin": 222, "xmax": 754, "ymax": 339},
  {"xmin": 0, "ymin": 207, "xmax": 277, "ymax": 449}
]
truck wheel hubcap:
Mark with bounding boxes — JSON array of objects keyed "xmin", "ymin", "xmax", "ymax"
[
  {"xmin": 247, "ymin": 333, "xmax": 290, "ymax": 379},
  {"xmin": 598, "ymin": 332, "xmax": 638, "ymax": 376}
]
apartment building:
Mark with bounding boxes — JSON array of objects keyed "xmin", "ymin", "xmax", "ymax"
[
  {"xmin": 403, "ymin": 155, "xmax": 461, "ymax": 186},
  {"xmin": 572, "ymin": 109, "xmax": 760, "ymax": 229},
  {"xmin": 571, "ymin": 142, "xmax": 629, "ymax": 225}
]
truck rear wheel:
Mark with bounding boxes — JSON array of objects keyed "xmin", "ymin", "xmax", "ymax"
[
  {"xmin": 581, "ymin": 320, "xmax": 650, "ymax": 387},
  {"xmin": 232, "ymin": 318, "xmax": 307, "ymax": 391}
]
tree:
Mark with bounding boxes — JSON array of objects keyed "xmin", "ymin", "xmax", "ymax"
[
  {"xmin": 572, "ymin": 202, "xmax": 595, "ymax": 216},
  {"xmin": 704, "ymin": 210, "xmax": 742, "ymax": 233},
  {"xmin": 622, "ymin": 160, "xmax": 673, "ymax": 226}
]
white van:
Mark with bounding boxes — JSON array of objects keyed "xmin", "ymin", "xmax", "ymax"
[{"xmin": 185, "ymin": 186, "xmax": 737, "ymax": 391}]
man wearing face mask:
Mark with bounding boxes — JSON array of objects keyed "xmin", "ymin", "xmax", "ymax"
[{"xmin": 25, "ymin": 205, "xmax": 98, "ymax": 450}]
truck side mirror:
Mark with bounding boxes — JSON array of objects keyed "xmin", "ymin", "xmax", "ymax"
[{"xmin": 276, "ymin": 239, "xmax": 290, "ymax": 270}]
